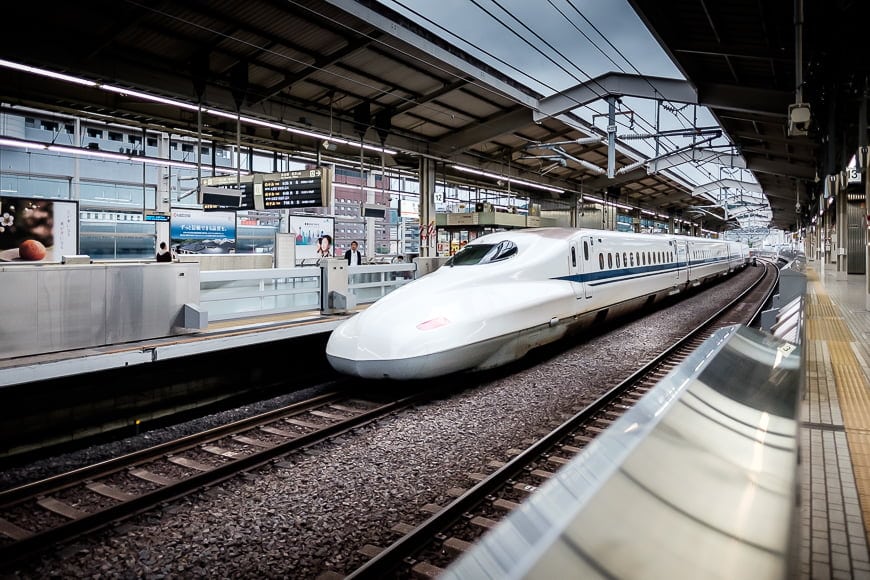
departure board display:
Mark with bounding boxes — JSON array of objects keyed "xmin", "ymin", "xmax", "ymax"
[
  {"xmin": 199, "ymin": 175, "xmax": 255, "ymax": 212},
  {"xmin": 202, "ymin": 182, "xmax": 254, "ymax": 211},
  {"xmin": 261, "ymin": 169, "xmax": 328, "ymax": 209}
]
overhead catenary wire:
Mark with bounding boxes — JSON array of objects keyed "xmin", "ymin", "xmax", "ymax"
[{"xmin": 123, "ymin": 0, "xmax": 729, "ymax": 218}]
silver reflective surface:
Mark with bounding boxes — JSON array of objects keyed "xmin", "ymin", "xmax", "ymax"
[
  {"xmin": 1, "ymin": 262, "xmax": 199, "ymax": 359},
  {"xmin": 444, "ymin": 325, "xmax": 802, "ymax": 580}
]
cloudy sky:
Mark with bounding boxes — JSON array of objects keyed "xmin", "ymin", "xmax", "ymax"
[{"xmin": 376, "ymin": 0, "xmax": 768, "ymax": 225}]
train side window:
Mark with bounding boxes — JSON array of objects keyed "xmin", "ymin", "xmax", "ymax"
[
  {"xmin": 583, "ymin": 241, "xmax": 589, "ymax": 261},
  {"xmin": 571, "ymin": 246, "xmax": 577, "ymax": 268},
  {"xmin": 635, "ymin": 252, "xmax": 640, "ymax": 266},
  {"xmin": 599, "ymin": 253, "xmax": 604, "ymax": 269},
  {"xmin": 616, "ymin": 253, "xmax": 621, "ymax": 267},
  {"xmin": 630, "ymin": 253, "xmax": 634, "ymax": 267},
  {"xmin": 607, "ymin": 252, "xmax": 613, "ymax": 268}
]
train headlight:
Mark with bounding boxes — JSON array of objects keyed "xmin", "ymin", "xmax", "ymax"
[{"xmin": 416, "ymin": 317, "xmax": 450, "ymax": 331}]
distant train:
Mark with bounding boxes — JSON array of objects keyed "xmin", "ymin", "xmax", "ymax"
[{"xmin": 326, "ymin": 228, "xmax": 749, "ymax": 380}]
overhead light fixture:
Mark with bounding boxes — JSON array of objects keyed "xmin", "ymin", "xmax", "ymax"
[
  {"xmin": 1, "ymin": 136, "xmax": 238, "ymax": 173},
  {"xmin": 451, "ymin": 165, "xmax": 563, "ymax": 194},
  {"xmin": 0, "ymin": 58, "xmax": 398, "ymax": 156},
  {"xmin": 0, "ymin": 58, "xmax": 97, "ymax": 87}
]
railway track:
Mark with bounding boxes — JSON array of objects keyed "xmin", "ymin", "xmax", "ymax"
[
  {"xmin": 345, "ymin": 261, "xmax": 780, "ymax": 579},
  {"xmin": 0, "ymin": 383, "xmax": 427, "ymax": 566}
]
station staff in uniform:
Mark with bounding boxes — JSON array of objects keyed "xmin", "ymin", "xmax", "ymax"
[{"xmin": 344, "ymin": 240, "xmax": 362, "ymax": 266}]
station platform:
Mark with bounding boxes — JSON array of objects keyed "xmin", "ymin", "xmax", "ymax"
[
  {"xmin": 0, "ymin": 308, "xmax": 347, "ymax": 388},
  {"xmin": 802, "ymin": 264, "xmax": 870, "ymax": 579}
]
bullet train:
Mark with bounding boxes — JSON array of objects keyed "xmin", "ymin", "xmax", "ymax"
[{"xmin": 326, "ymin": 228, "xmax": 749, "ymax": 380}]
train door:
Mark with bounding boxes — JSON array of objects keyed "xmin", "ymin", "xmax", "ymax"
[
  {"xmin": 568, "ymin": 240, "xmax": 583, "ymax": 298},
  {"xmin": 579, "ymin": 236, "xmax": 593, "ymax": 298},
  {"xmin": 673, "ymin": 240, "xmax": 688, "ymax": 287}
]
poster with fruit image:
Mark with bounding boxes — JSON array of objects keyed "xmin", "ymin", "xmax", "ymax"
[{"xmin": 0, "ymin": 196, "xmax": 78, "ymax": 262}]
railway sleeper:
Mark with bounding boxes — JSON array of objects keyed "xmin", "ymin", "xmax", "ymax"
[
  {"xmin": 357, "ymin": 544, "xmax": 383, "ymax": 558},
  {"xmin": 444, "ymin": 536, "xmax": 473, "ymax": 556},
  {"xmin": 421, "ymin": 503, "xmax": 443, "ymax": 515},
  {"xmin": 411, "ymin": 561, "xmax": 445, "ymax": 579},
  {"xmin": 492, "ymin": 498, "xmax": 520, "ymax": 511},
  {"xmin": 391, "ymin": 522, "xmax": 415, "ymax": 535}
]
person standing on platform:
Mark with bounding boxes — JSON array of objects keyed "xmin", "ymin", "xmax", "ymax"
[
  {"xmin": 344, "ymin": 240, "xmax": 362, "ymax": 266},
  {"xmin": 156, "ymin": 241, "xmax": 172, "ymax": 262}
]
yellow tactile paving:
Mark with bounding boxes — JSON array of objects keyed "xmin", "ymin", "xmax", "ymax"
[{"xmin": 808, "ymin": 271, "xmax": 870, "ymax": 543}]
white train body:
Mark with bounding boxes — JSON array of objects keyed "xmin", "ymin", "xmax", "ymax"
[{"xmin": 326, "ymin": 228, "xmax": 748, "ymax": 380}]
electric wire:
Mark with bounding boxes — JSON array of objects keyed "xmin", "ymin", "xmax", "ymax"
[
  {"xmin": 470, "ymin": 0, "xmax": 716, "ymax": 189},
  {"xmin": 121, "ymin": 0, "xmax": 724, "ymax": 221}
]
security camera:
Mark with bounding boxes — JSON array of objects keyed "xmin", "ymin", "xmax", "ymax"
[{"xmin": 788, "ymin": 103, "xmax": 811, "ymax": 137}]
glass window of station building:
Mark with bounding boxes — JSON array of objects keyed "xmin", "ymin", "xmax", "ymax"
[{"xmin": 1, "ymin": 106, "xmax": 549, "ymax": 262}]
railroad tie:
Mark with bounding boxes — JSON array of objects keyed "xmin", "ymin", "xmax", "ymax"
[
  {"xmin": 129, "ymin": 468, "xmax": 178, "ymax": 486},
  {"xmin": 0, "ymin": 517, "xmax": 32, "ymax": 540},
  {"xmin": 420, "ymin": 503, "xmax": 442, "ymax": 515},
  {"xmin": 167, "ymin": 455, "xmax": 212, "ymax": 472},
  {"xmin": 357, "ymin": 544, "xmax": 383, "ymax": 558},
  {"xmin": 36, "ymin": 497, "xmax": 88, "ymax": 520},
  {"xmin": 232, "ymin": 434, "xmax": 273, "ymax": 448},
  {"xmin": 390, "ymin": 522, "xmax": 415, "ymax": 535},
  {"xmin": 85, "ymin": 481, "xmax": 138, "ymax": 502},
  {"xmin": 443, "ymin": 537, "xmax": 473, "ymax": 555},
  {"xmin": 411, "ymin": 561, "xmax": 445, "ymax": 579}
]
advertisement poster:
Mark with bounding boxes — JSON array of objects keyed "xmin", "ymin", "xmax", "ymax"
[
  {"xmin": 170, "ymin": 209, "xmax": 236, "ymax": 254},
  {"xmin": 290, "ymin": 215, "xmax": 334, "ymax": 261},
  {"xmin": 0, "ymin": 196, "xmax": 78, "ymax": 262}
]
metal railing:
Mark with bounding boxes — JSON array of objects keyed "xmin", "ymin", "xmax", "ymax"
[{"xmin": 200, "ymin": 262, "xmax": 417, "ymax": 321}]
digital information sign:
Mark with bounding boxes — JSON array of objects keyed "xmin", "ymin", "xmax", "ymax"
[
  {"xmin": 199, "ymin": 175, "xmax": 254, "ymax": 211},
  {"xmin": 260, "ymin": 168, "xmax": 330, "ymax": 209}
]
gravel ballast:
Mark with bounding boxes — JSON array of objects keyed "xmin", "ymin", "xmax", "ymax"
[{"xmin": 4, "ymin": 268, "xmax": 761, "ymax": 578}]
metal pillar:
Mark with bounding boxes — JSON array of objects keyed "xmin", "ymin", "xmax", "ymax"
[
  {"xmin": 156, "ymin": 134, "xmax": 171, "ymax": 245},
  {"xmin": 837, "ymin": 177, "xmax": 848, "ymax": 279},
  {"xmin": 607, "ymin": 97, "xmax": 617, "ymax": 179},
  {"xmin": 419, "ymin": 157, "xmax": 437, "ymax": 258}
]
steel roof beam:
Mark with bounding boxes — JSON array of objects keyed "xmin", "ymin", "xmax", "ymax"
[{"xmin": 534, "ymin": 73, "xmax": 697, "ymax": 123}]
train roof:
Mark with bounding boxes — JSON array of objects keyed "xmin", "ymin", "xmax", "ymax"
[{"xmin": 474, "ymin": 228, "xmax": 744, "ymax": 246}]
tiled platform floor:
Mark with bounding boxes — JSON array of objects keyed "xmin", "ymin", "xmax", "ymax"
[{"xmin": 801, "ymin": 264, "xmax": 870, "ymax": 579}]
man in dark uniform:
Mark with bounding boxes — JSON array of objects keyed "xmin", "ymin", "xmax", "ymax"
[{"xmin": 344, "ymin": 240, "xmax": 362, "ymax": 266}]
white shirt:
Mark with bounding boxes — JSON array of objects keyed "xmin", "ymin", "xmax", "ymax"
[{"xmin": 348, "ymin": 250, "xmax": 360, "ymax": 266}]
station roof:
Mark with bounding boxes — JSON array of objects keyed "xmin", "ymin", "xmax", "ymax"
[
  {"xmin": 629, "ymin": 0, "xmax": 870, "ymax": 229},
  {"xmin": 0, "ymin": 0, "xmax": 861, "ymax": 231}
]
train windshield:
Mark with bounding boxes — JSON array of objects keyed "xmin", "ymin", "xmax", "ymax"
[{"xmin": 445, "ymin": 240, "xmax": 518, "ymax": 266}]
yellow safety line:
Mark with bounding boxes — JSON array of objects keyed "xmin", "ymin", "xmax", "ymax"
[{"xmin": 808, "ymin": 268, "xmax": 870, "ymax": 540}]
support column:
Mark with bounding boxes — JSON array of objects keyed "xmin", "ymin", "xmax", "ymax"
[
  {"xmin": 156, "ymin": 133, "xmax": 171, "ymax": 247},
  {"xmin": 419, "ymin": 157, "xmax": 437, "ymax": 258},
  {"xmin": 668, "ymin": 211, "xmax": 675, "ymax": 235},
  {"xmin": 836, "ymin": 173, "xmax": 848, "ymax": 280},
  {"xmin": 632, "ymin": 209, "xmax": 641, "ymax": 233},
  {"xmin": 606, "ymin": 97, "xmax": 616, "ymax": 179}
]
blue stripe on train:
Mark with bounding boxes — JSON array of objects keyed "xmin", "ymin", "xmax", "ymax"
[{"xmin": 555, "ymin": 257, "xmax": 732, "ymax": 286}]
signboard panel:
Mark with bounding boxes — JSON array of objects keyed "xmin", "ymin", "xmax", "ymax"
[
  {"xmin": 289, "ymin": 215, "xmax": 335, "ymax": 262},
  {"xmin": 261, "ymin": 168, "xmax": 330, "ymax": 209},
  {"xmin": 0, "ymin": 196, "xmax": 78, "ymax": 262},
  {"xmin": 170, "ymin": 209, "xmax": 236, "ymax": 254},
  {"xmin": 200, "ymin": 175, "xmax": 255, "ymax": 211}
]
